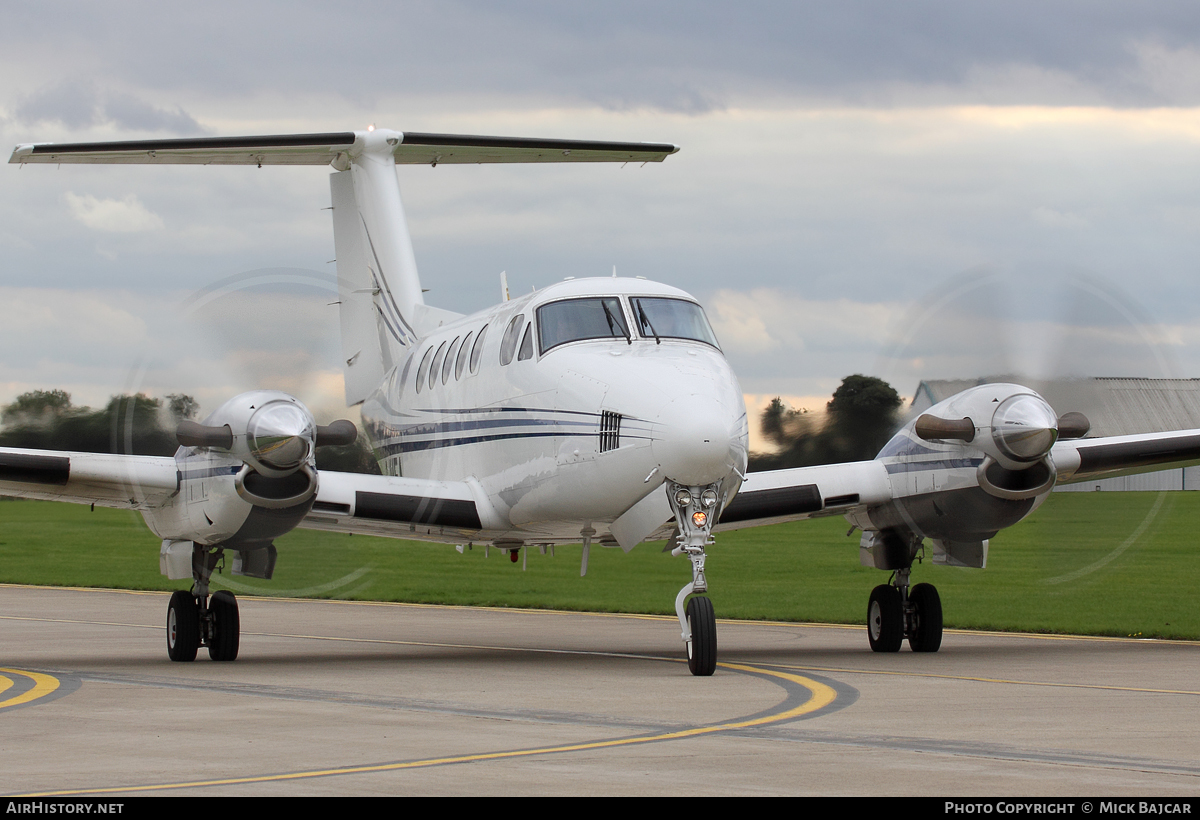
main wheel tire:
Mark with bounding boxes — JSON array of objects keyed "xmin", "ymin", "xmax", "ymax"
[
  {"xmin": 167, "ymin": 590, "xmax": 200, "ymax": 662},
  {"xmin": 908, "ymin": 583, "xmax": 943, "ymax": 653},
  {"xmin": 208, "ymin": 590, "xmax": 240, "ymax": 662},
  {"xmin": 867, "ymin": 584, "xmax": 903, "ymax": 653},
  {"xmin": 686, "ymin": 595, "xmax": 717, "ymax": 677}
]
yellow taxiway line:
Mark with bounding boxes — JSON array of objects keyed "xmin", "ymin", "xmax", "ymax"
[{"xmin": 14, "ymin": 661, "xmax": 836, "ymax": 796}]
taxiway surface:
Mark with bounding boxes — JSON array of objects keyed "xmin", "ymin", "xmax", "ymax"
[{"xmin": 1, "ymin": 584, "xmax": 1197, "ymax": 796}]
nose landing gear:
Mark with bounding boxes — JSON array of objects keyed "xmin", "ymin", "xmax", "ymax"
[{"xmin": 667, "ymin": 480, "xmax": 723, "ymax": 676}]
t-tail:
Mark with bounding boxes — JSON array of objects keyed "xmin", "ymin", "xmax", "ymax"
[{"xmin": 9, "ymin": 128, "xmax": 678, "ymax": 405}]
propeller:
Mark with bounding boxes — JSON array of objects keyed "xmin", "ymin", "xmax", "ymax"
[
  {"xmin": 128, "ymin": 267, "xmax": 357, "ymax": 439},
  {"xmin": 877, "ymin": 268, "xmax": 1171, "ymax": 508},
  {"xmin": 878, "ymin": 267, "xmax": 1174, "ymax": 439}
]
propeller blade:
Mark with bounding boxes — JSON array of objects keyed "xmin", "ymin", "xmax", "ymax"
[
  {"xmin": 315, "ymin": 419, "xmax": 358, "ymax": 447},
  {"xmin": 1056, "ymin": 411, "xmax": 1090, "ymax": 439},
  {"xmin": 176, "ymin": 420, "xmax": 234, "ymax": 449},
  {"xmin": 914, "ymin": 415, "xmax": 975, "ymax": 442}
]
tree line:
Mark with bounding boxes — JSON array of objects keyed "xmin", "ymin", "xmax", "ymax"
[{"xmin": 2, "ymin": 374, "xmax": 904, "ymax": 476}]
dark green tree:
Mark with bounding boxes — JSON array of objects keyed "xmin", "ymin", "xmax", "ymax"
[
  {"xmin": 2, "ymin": 389, "xmax": 72, "ymax": 426},
  {"xmin": 822, "ymin": 374, "xmax": 903, "ymax": 464},
  {"xmin": 167, "ymin": 394, "xmax": 200, "ymax": 422},
  {"xmin": 749, "ymin": 375, "xmax": 903, "ymax": 471}
]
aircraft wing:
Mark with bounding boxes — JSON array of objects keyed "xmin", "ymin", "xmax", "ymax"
[
  {"xmin": 9, "ymin": 131, "xmax": 678, "ymax": 167},
  {"xmin": 299, "ymin": 469, "xmax": 504, "ymax": 545},
  {"xmin": 0, "ymin": 447, "xmax": 179, "ymax": 509},
  {"xmin": 1052, "ymin": 428, "xmax": 1200, "ymax": 485},
  {"xmin": 0, "ymin": 445, "xmax": 501, "ymax": 545},
  {"xmin": 712, "ymin": 426, "xmax": 1200, "ymax": 533},
  {"xmin": 714, "ymin": 460, "xmax": 893, "ymax": 532}
]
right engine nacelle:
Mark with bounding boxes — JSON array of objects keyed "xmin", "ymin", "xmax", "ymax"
[{"xmin": 143, "ymin": 390, "xmax": 356, "ymax": 552}]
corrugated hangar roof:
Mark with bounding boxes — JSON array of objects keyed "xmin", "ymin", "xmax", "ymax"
[{"xmin": 910, "ymin": 377, "xmax": 1200, "ymax": 438}]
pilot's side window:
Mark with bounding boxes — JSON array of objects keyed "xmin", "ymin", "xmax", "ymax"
[
  {"xmin": 470, "ymin": 324, "xmax": 488, "ymax": 373},
  {"xmin": 499, "ymin": 314, "xmax": 524, "ymax": 366},
  {"xmin": 414, "ymin": 346, "xmax": 434, "ymax": 394},
  {"xmin": 517, "ymin": 324, "xmax": 534, "ymax": 361}
]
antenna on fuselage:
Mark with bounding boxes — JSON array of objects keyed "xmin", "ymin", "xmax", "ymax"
[
  {"xmin": 500, "ymin": 270, "xmax": 510, "ymax": 302},
  {"xmin": 612, "ymin": 265, "xmax": 617, "ymax": 277}
]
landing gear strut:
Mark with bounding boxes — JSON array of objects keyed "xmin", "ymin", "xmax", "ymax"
[
  {"xmin": 166, "ymin": 544, "xmax": 240, "ymax": 662},
  {"xmin": 668, "ymin": 480, "xmax": 722, "ymax": 677},
  {"xmin": 867, "ymin": 566, "xmax": 943, "ymax": 653}
]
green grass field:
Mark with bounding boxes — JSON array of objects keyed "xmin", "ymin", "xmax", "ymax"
[{"xmin": 1, "ymin": 491, "xmax": 1197, "ymax": 639}]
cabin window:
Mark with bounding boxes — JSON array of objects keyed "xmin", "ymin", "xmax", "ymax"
[
  {"xmin": 442, "ymin": 336, "xmax": 461, "ymax": 384},
  {"xmin": 517, "ymin": 324, "xmax": 534, "ymax": 361},
  {"xmin": 414, "ymin": 346, "xmax": 434, "ymax": 394},
  {"xmin": 536, "ymin": 297, "xmax": 629, "ymax": 354},
  {"xmin": 499, "ymin": 314, "xmax": 524, "ymax": 366},
  {"xmin": 428, "ymin": 341, "xmax": 447, "ymax": 391},
  {"xmin": 470, "ymin": 324, "xmax": 488, "ymax": 373},
  {"xmin": 455, "ymin": 331, "xmax": 474, "ymax": 380},
  {"xmin": 393, "ymin": 353, "xmax": 414, "ymax": 400},
  {"xmin": 630, "ymin": 297, "xmax": 720, "ymax": 349}
]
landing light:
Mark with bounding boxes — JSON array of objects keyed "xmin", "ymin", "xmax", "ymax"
[
  {"xmin": 701, "ymin": 489, "xmax": 718, "ymax": 508},
  {"xmin": 692, "ymin": 511, "xmax": 708, "ymax": 527},
  {"xmin": 675, "ymin": 488, "xmax": 692, "ymax": 507}
]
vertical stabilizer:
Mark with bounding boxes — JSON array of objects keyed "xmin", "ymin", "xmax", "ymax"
[{"xmin": 331, "ymin": 132, "xmax": 426, "ymax": 405}]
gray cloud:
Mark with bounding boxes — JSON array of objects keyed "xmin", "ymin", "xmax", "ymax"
[
  {"xmin": 6, "ymin": 2, "xmax": 1200, "ymax": 113},
  {"xmin": 14, "ymin": 83, "xmax": 204, "ymax": 134}
]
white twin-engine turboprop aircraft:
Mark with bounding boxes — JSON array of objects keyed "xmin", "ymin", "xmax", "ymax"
[{"xmin": 6, "ymin": 128, "xmax": 1200, "ymax": 675}]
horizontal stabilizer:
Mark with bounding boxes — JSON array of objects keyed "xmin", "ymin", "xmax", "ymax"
[{"xmin": 10, "ymin": 131, "xmax": 679, "ymax": 167}]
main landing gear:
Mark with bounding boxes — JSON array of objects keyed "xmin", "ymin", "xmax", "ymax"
[
  {"xmin": 668, "ymin": 480, "xmax": 722, "ymax": 676},
  {"xmin": 166, "ymin": 545, "xmax": 240, "ymax": 662},
  {"xmin": 867, "ymin": 567, "xmax": 943, "ymax": 653}
]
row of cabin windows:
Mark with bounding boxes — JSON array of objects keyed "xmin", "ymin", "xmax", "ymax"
[
  {"xmin": 411, "ymin": 297, "xmax": 719, "ymax": 393},
  {"xmin": 412, "ymin": 312, "xmax": 533, "ymax": 394},
  {"xmin": 413, "ymin": 324, "xmax": 489, "ymax": 393}
]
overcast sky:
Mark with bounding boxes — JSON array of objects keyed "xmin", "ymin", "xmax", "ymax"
[{"xmin": 4, "ymin": 1, "xmax": 1200, "ymax": 445}]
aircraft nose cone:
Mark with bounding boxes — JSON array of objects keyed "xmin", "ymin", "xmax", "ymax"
[
  {"xmin": 652, "ymin": 395, "xmax": 737, "ymax": 485},
  {"xmin": 991, "ymin": 394, "xmax": 1059, "ymax": 463}
]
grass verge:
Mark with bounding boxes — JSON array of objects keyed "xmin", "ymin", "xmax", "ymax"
[{"xmin": 0, "ymin": 492, "xmax": 1196, "ymax": 639}]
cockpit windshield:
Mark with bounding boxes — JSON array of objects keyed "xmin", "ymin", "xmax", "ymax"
[
  {"xmin": 631, "ymin": 297, "xmax": 720, "ymax": 348},
  {"xmin": 537, "ymin": 297, "xmax": 630, "ymax": 353}
]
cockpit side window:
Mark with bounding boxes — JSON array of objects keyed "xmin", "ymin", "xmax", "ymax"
[
  {"xmin": 499, "ymin": 314, "xmax": 524, "ymax": 366},
  {"xmin": 517, "ymin": 323, "xmax": 534, "ymax": 361},
  {"xmin": 630, "ymin": 297, "xmax": 721, "ymax": 349},
  {"xmin": 536, "ymin": 297, "xmax": 630, "ymax": 354}
]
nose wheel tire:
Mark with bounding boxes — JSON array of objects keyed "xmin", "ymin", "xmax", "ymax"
[
  {"xmin": 907, "ymin": 583, "xmax": 943, "ymax": 653},
  {"xmin": 686, "ymin": 595, "xmax": 717, "ymax": 676},
  {"xmin": 166, "ymin": 590, "xmax": 200, "ymax": 662},
  {"xmin": 208, "ymin": 590, "xmax": 240, "ymax": 661},
  {"xmin": 867, "ymin": 584, "xmax": 903, "ymax": 653}
]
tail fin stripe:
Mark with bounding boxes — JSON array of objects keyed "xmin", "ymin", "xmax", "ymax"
[{"xmin": 360, "ymin": 215, "xmax": 418, "ymax": 341}]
